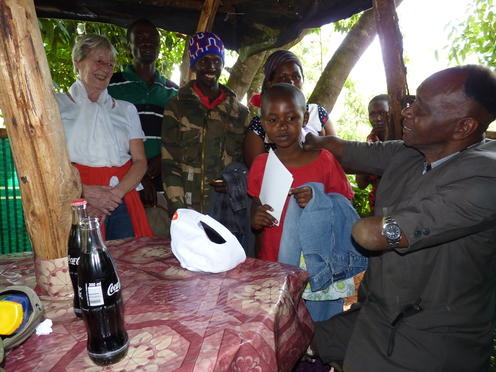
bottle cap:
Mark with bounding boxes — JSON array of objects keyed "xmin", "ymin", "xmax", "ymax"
[
  {"xmin": 70, "ymin": 199, "xmax": 87, "ymax": 207},
  {"xmin": 0, "ymin": 301, "xmax": 23, "ymax": 336}
]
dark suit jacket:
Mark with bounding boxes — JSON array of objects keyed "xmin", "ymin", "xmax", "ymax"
[{"xmin": 338, "ymin": 139, "xmax": 496, "ymax": 371}]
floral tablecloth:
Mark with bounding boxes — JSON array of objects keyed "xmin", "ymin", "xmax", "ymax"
[{"xmin": 1, "ymin": 237, "xmax": 314, "ymax": 371}]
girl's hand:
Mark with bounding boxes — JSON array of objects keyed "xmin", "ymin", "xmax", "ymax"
[
  {"xmin": 290, "ymin": 187, "xmax": 313, "ymax": 208},
  {"xmin": 251, "ymin": 204, "xmax": 277, "ymax": 230}
]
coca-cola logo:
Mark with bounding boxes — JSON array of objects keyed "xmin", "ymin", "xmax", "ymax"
[
  {"xmin": 107, "ymin": 281, "xmax": 120, "ymax": 296},
  {"xmin": 68, "ymin": 257, "xmax": 80, "ymax": 265}
]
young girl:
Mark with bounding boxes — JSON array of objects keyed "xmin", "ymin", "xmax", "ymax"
[{"xmin": 247, "ymin": 83, "xmax": 354, "ymax": 321}]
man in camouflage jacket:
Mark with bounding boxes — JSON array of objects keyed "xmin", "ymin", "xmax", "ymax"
[{"xmin": 161, "ymin": 32, "xmax": 249, "ymax": 215}]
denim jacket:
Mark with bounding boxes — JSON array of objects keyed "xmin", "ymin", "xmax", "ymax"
[{"xmin": 279, "ymin": 182, "xmax": 368, "ymax": 292}]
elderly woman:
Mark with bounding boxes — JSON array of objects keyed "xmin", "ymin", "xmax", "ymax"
[
  {"xmin": 243, "ymin": 50, "xmax": 336, "ymax": 167},
  {"xmin": 56, "ymin": 34, "xmax": 152, "ymax": 239}
]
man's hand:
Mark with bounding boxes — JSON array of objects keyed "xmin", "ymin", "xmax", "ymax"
[
  {"xmin": 303, "ymin": 133, "xmax": 346, "ymax": 160},
  {"xmin": 147, "ymin": 155, "xmax": 161, "ymax": 179},
  {"xmin": 139, "ymin": 175, "xmax": 158, "ymax": 207},
  {"xmin": 290, "ymin": 186, "xmax": 313, "ymax": 208},
  {"xmin": 366, "ymin": 130, "xmax": 380, "ymax": 143},
  {"xmin": 251, "ymin": 204, "xmax": 277, "ymax": 230},
  {"xmin": 303, "ymin": 133, "xmax": 323, "ymax": 151},
  {"xmin": 82, "ymin": 184, "xmax": 122, "ymax": 216},
  {"xmin": 209, "ymin": 178, "xmax": 227, "ymax": 193}
]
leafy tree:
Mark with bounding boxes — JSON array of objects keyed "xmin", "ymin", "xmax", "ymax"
[
  {"xmin": 446, "ymin": 0, "xmax": 495, "ymax": 67},
  {"xmin": 307, "ymin": 7, "xmax": 378, "ymax": 114},
  {"xmin": 446, "ymin": 0, "xmax": 495, "ymax": 131},
  {"xmin": 334, "ymin": 80, "xmax": 371, "ymax": 141},
  {"xmin": 333, "ymin": 13, "xmax": 362, "ymax": 33},
  {"xmin": 334, "ymin": 79, "xmax": 374, "ymax": 217},
  {"xmin": 348, "ymin": 175, "xmax": 372, "ymax": 217},
  {"xmin": 38, "ymin": 19, "xmax": 185, "ymax": 92}
]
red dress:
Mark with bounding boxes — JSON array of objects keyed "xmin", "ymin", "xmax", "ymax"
[{"xmin": 247, "ymin": 149, "xmax": 353, "ymax": 262}]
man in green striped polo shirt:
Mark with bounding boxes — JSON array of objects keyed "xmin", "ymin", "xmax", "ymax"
[{"xmin": 108, "ymin": 19, "xmax": 178, "ymax": 210}]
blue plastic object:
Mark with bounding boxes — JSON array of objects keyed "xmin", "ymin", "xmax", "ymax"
[{"xmin": 2, "ymin": 294, "xmax": 32, "ymax": 334}]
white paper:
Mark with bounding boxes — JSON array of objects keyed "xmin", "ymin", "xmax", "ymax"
[
  {"xmin": 36, "ymin": 319, "xmax": 53, "ymax": 336},
  {"xmin": 259, "ymin": 149, "xmax": 293, "ymax": 225}
]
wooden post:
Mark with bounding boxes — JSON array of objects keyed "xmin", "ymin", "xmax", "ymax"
[
  {"xmin": 0, "ymin": 0, "xmax": 81, "ymax": 260},
  {"xmin": 373, "ymin": 0, "xmax": 408, "ymax": 140},
  {"xmin": 180, "ymin": 0, "xmax": 221, "ymax": 86}
]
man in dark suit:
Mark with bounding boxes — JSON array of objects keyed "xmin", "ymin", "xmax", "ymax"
[{"xmin": 305, "ymin": 65, "xmax": 496, "ymax": 371}]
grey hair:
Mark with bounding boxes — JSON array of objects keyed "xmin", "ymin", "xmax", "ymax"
[{"xmin": 71, "ymin": 34, "xmax": 117, "ymax": 74}]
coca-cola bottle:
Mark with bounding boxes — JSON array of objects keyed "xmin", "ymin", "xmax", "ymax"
[
  {"xmin": 78, "ymin": 217, "xmax": 129, "ymax": 365},
  {"xmin": 68, "ymin": 199, "xmax": 88, "ymax": 318}
]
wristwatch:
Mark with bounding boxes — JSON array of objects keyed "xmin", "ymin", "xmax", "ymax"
[{"xmin": 382, "ymin": 216, "xmax": 401, "ymax": 249}]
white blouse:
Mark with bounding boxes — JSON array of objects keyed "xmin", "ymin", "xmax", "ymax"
[{"xmin": 56, "ymin": 79, "xmax": 145, "ymax": 167}]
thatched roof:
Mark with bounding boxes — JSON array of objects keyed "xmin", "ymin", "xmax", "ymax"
[{"xmin": 35, "ymin": 0, "xmax": 372, "ymax": 55}]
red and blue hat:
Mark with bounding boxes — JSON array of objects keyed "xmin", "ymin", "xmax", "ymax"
[{"xmin": 188, "ymin": 32, "xmax": 225, "ymax": 67}]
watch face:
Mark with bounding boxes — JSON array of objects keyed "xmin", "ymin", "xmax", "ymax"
[{"xmin": 384, "ymin": 223, "xmax": 401, "ymax": 240}]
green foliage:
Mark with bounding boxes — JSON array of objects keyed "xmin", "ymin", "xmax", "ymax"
[
  {"xmin": 218, "ymin": 49, "xmax": 239, "ymax": 86},
  {"xmin": 38, "ymin": 19, "xmax": 185, "ymax": 92},
  {"xmin": 39, "ymin": 19, "xmax": 128, "ymax": 91},
  {"xmin": 446, "ymin": 0, "xmax": 495, "ymax": 67},
  {"xmin": 334, "ymin": 79, "xmax": 371, "ymax": 141},
  {"xmin": 348, "ymin": 175, "xmax": 372, "ymax": 217},
  {"xmin": 156, "ymin": 30, "xmax": 186, "ymax": 79},
  {"xmin": 333, "ymin": 12, "xmax": 362, "ymax": 34},
  {"xmin": 290, "ymin": 27, "xmax": 334, "ymax": 98},
  {"xmin": 446, "ymin": 0, "xmax": 496, "ymax": 131}
]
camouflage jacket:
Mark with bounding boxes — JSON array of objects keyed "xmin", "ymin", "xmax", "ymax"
[{"xmin": 161, "ymin": 81, "xmax": 249, "ymax": 214}]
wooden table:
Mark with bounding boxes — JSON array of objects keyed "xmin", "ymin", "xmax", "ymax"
[{"xmin": 1, "ymin": 237, "xmax": 314, "ymax": 371}]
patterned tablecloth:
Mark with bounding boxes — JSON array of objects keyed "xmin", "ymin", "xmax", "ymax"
[{"xmin": 1, "ymin": 237, "xmax": 314, "ymax": 371}]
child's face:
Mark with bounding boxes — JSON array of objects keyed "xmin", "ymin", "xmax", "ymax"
[{"xmin": 261, "ymin": 95, "xmax": 307, "ymax": 148}]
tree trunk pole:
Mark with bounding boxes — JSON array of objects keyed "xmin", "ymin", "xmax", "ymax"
[
  {"xmin": 227, "ymin": 52, "xmax": 267, "ymax": 100},
  {"xmin": 308, "ymin": 8, "xmax": 377, "ymax": 113},
  {"xmin": 227, "ymin": 30, "xmax": 309, "ymax": 101},
  {"xmin": 0, "ymin": 0, "xmax": 81, "ymax": 260},
  {"xmin": 180, "ymin": 0, "xmax": 221, "ymax": 86},
  {"xmin": 373, "ymin": 0, "xmax": 408, "ymax": 140}
]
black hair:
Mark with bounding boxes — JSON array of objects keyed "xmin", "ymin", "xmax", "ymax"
[
  {"xmin": 460, "ymin": 65, "xmax": 496, "ymax": 121},
  {"xmin": 261, "ymin": 83, "xmax": 306, "ymax": 116},
  {"xmin": 369, "ymin": 94, "xmax": 389, "ymax": 106},
  {"xmin": 402, "ymin": 94, "xmax": 416, "ymax": 108},
  {"xmin": 261, "ymin": 50, "xmax": 304, "ymax": 94},
  {"xmin": 126, "ymin": 19, "xmax": 158, "ymax": 42}
]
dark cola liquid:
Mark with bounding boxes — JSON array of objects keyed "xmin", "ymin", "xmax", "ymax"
[
  {"xmin": 78, "ymin": 246, "xmax": 128, "ymax": 365},
  {"xmin": 68, "ymin": 222, "xmax": 82, "ymax": 318}
]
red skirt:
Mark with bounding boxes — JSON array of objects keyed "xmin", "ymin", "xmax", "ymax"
[{"xmin": 73, "ymin": 161, "xmax": 153, "ymax": 238}]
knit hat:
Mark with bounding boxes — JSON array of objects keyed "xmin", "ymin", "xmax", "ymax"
[
  {"xmin": 188, "ymin": 32, "xmax": 225, "ymax": 67},
  {"xmin": 262, "ymin": 50, "xmax": 304, "ymax": 92}
]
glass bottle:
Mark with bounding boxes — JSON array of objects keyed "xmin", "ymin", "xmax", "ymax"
[
  {"xmin": 78, "ymin": 217, "xmax": 129, "ymax": 365},
  {"xmin": 68, "ymin": 199, "xmax": 88, "ymax": 318}
]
